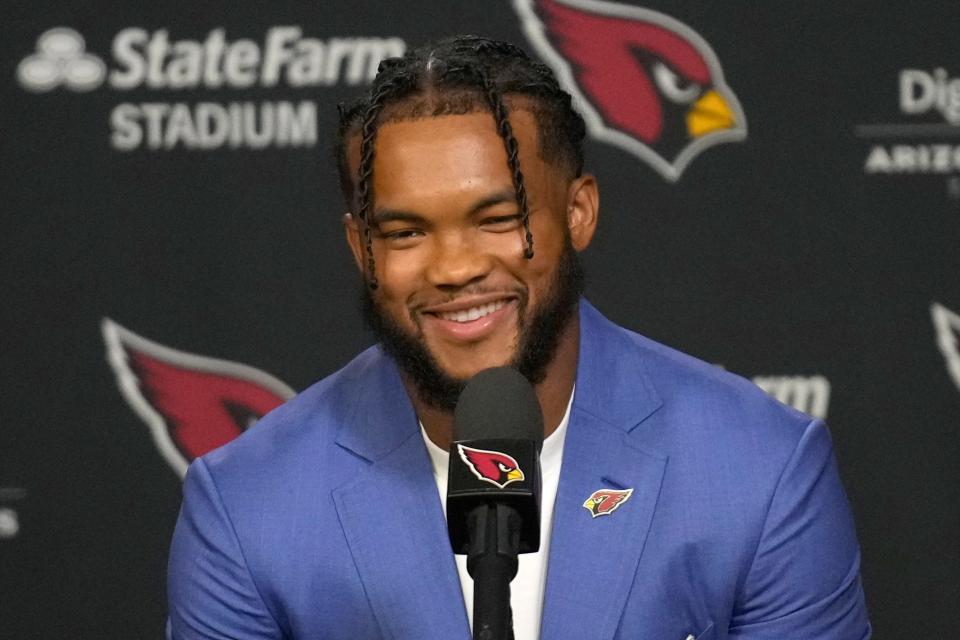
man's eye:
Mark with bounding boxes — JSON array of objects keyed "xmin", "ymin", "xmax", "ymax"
[
  {"xmin": 377, "ymin": 228, "xmax": 423, "ymax": 243},
  {"xmin": 480, "ymin": 214, "xmax": 522, "ymax": 230}
]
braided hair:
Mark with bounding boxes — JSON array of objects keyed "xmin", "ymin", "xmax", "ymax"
[{"xmin": 334, "ymin": 35, "xmax": 586, "ymax": 289}]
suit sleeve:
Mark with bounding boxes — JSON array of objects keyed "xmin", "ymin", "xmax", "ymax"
[
  {"xmin": 728, "ymin": 420, "xmax": 871, "ymax": 639},
  {"xmin": 167, "ymin": 458, "xmax": 284, "ymax": 640}
]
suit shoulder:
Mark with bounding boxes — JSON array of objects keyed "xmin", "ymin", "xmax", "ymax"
[
  {"xmin": 199, "ymin": 345, "xmax": 382, "ymax": 480},
  {"xmin": 605, "ymin": 323, "xmax": 830, "ymax": 523},
  {"xmin": 613, "ymin": 322, "xmax": 816, "ymax": 451}
]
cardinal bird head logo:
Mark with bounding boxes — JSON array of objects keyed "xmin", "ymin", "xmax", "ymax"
[
  {"xmin": 932, "ymin": 302, "xmax": 960, "ymax": 393},
  {"xmin": 583, "ymin": 487, "xmax": 633, "ymax": 517},
  {"xmin": 457, "ymin": 444, "xmax": 526, "ymax": 489},
  {"xmin": 101, "ymin": 319, "xmax": 295, "ymax": 477},
  {"xmin": 515, "ymin": 0, "xmax": 747, "ymax": 181}
]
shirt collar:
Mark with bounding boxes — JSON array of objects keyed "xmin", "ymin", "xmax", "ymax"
[{"xmin": 420, "ymin": 385, "xmax": 575, "ymax": 477}]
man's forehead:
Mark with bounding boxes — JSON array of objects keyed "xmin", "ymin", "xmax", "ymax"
[
  {"xmin": 345, "ymin": 107, "xmax": 545, "ymax": 180},
  {"xmin": 363, "ymin": 114, "xmax": 528, "ymax": 212}
]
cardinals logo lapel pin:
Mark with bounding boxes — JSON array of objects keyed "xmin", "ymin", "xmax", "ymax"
[
  {"xmin": 583, "ymin": 488, "xmax": 633, "ymax": 517},
  {"xmin": 457, "ymin": 444, "xmax": 526, "ymax": 489}
]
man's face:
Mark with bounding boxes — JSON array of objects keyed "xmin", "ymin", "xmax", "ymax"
[{"xmin": 345, "ymin": 109, "xmax": 596, "ymax": 408}]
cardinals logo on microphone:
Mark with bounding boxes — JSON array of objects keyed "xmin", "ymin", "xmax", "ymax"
[
  {"xmin": 457, "ymin": 445, "xmax": 526, "ymax": 489},
  {"xmin": 515, "ymin": 0, "xmax": 746, "ymax": 181}
]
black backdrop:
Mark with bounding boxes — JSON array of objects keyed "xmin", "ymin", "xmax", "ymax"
[{"xmin": 2, "ymin": 1, "xmax": 958, "ymax": 637}]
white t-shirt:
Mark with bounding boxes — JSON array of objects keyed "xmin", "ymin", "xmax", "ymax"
[{"xmin": 420, "ymin": 389, "xmax": 573, "ymax": 640}]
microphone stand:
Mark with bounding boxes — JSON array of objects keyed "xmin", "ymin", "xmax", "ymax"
[{"xmin": 466, "ymin": 502, "xmax": 522, "ymax": 640}]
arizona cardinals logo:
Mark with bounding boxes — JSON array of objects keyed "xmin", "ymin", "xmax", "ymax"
[
  {"xmin": 457, "ymin": 444, "xmax": 526, "ymax": 489},
  {"xmin": 931, "ymin": 302, "xmax": 960, "ymax": 393},
  {"xmin": 515, "ymin": 0, "xmax": 746, "ymax": 181},
  {"xmin": 101, "ymin": 319, "xmax": 295, "ymax": 477},
  {"xmin": 583, "ymin": 487, "xmax": 633, "ymax": 517}
]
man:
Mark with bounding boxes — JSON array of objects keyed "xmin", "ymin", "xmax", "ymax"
[{"xmin": 167, "ymin": 36, "xmax": 870, "ymax": 639}]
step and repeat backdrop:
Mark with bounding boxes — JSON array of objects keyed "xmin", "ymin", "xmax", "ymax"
[{"xmin": 2, "ymin": 0, "xmax": 958, "ymax": 636}]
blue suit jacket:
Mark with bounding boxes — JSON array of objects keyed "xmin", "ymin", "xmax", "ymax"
[{"xmin": 168, "ymin": 301, "xmax": 870, "ymax": 639}]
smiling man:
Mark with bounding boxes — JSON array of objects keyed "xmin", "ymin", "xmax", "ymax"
[
  {"xmin": 344, "ymin": 104, "xmax": 592, "ymax": 450},
  {"xmin": 167, "ymin": 36, "xmax": 870, "ymax": 639}
]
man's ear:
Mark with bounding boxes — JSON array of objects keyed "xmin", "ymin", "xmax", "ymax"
[
  {"xmin": 566, "ymin": 174, "xmax": 599, "ymax": 251},
  {"xmin": 343, "ymin": 213, "xmax": 365, "ymax": 272}
]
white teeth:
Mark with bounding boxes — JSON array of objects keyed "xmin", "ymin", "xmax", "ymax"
[{"xmin": 439, "ymin": 300, "xmax": 507, "ymax": 323}]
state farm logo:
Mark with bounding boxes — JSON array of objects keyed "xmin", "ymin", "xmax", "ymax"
[
  {"xmin": 514, "ymin": 0, "xmax": 746, "ymax": 182},
  {"xmin": 17, "ymin": 28, "xmax": 106, "ymax": 92},
  {"xmin": 19, "ymin": 26, "xmax": 405, "ymax": 91},
  {"xmin": 17, "ymin": 26, "xmax": 406, "ymax": 151}
]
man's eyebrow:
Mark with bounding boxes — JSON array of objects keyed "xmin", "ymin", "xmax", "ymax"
[
  {"xmin": 468, "ymin": 190, "xmax": 518, "ymax": 216},
  {"xmin": 369, "ymin": 209, "xmax": 426, "ymax": 226},
  {"xmin": 369, "ymin": 190, "xmax": 518, "ymax": 225}
]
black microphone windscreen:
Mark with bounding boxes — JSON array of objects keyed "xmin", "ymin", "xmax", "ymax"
[{"xmin": 453, "ymin": 367, "xmax": 544, "ymax": 449}]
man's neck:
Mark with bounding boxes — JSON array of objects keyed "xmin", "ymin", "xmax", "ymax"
[{"xmin": 411, "ymin": 312, "xmax": 581, "ymax": 451}]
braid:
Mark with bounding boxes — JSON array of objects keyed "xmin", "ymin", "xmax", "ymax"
[
  {"xmin": 355, "ymin": 73, "xmax": 412, "ymax": 289},
  {"xmin": 478, "ymin": 71, "xmax": 535, "ymax": 259},
  {"xmin": 356, "ymin": 91, "xmax": 385, "ymax": 290}
]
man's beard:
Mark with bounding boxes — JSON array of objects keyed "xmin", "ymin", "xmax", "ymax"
[{"xmin": 361, "ymin": 241, "xmax": 585, "ymax": 411}]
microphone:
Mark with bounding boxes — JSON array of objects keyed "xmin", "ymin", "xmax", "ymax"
[{"xmin": 447, "ymin": 367, "xmax": 544, "ymax": 640}]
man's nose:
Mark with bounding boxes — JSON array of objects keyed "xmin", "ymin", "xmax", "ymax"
[{"xmin": 424, "ymin": 233, "xmax": 492, "ymax": 290}]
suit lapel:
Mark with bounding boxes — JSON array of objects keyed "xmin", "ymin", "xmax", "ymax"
[
  {"xmin": 332, "ymin": 355, "xmax": 470, "ymax": 640},
  {"xmin": 330, "ymin": 302, "xmax": 665, "ymax": 639},
  {"xmin": 540, "ymin": 302, "xmax": 667, "ymax": 639}
]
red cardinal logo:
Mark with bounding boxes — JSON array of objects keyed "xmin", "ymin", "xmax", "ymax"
[
  {"xmin": 101, "ymin": 319, "xmax": 295, "ymax": 477},
  {"xmin": 932, "ymin": 302, "xmax": 960, "ymax": 393},
  {"xmin": 583, "ymin": 487, "xmax": 633, "ymax": 517},
  {"xmin": 457, "ymin": 444, "xmax": 526, "ymax": 489},
  {"xmin": 515, "ymin": 0, "xmax": 746, "ymax": 181}
]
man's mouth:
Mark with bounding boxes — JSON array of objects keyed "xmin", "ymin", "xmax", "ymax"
[
  {"xmin": 420, "ymin": 296, "xmax": 518, "ymax": 343},
  {"xmin": 436, "ymin": 299, "xmax": 508, "ymax": 323}
]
